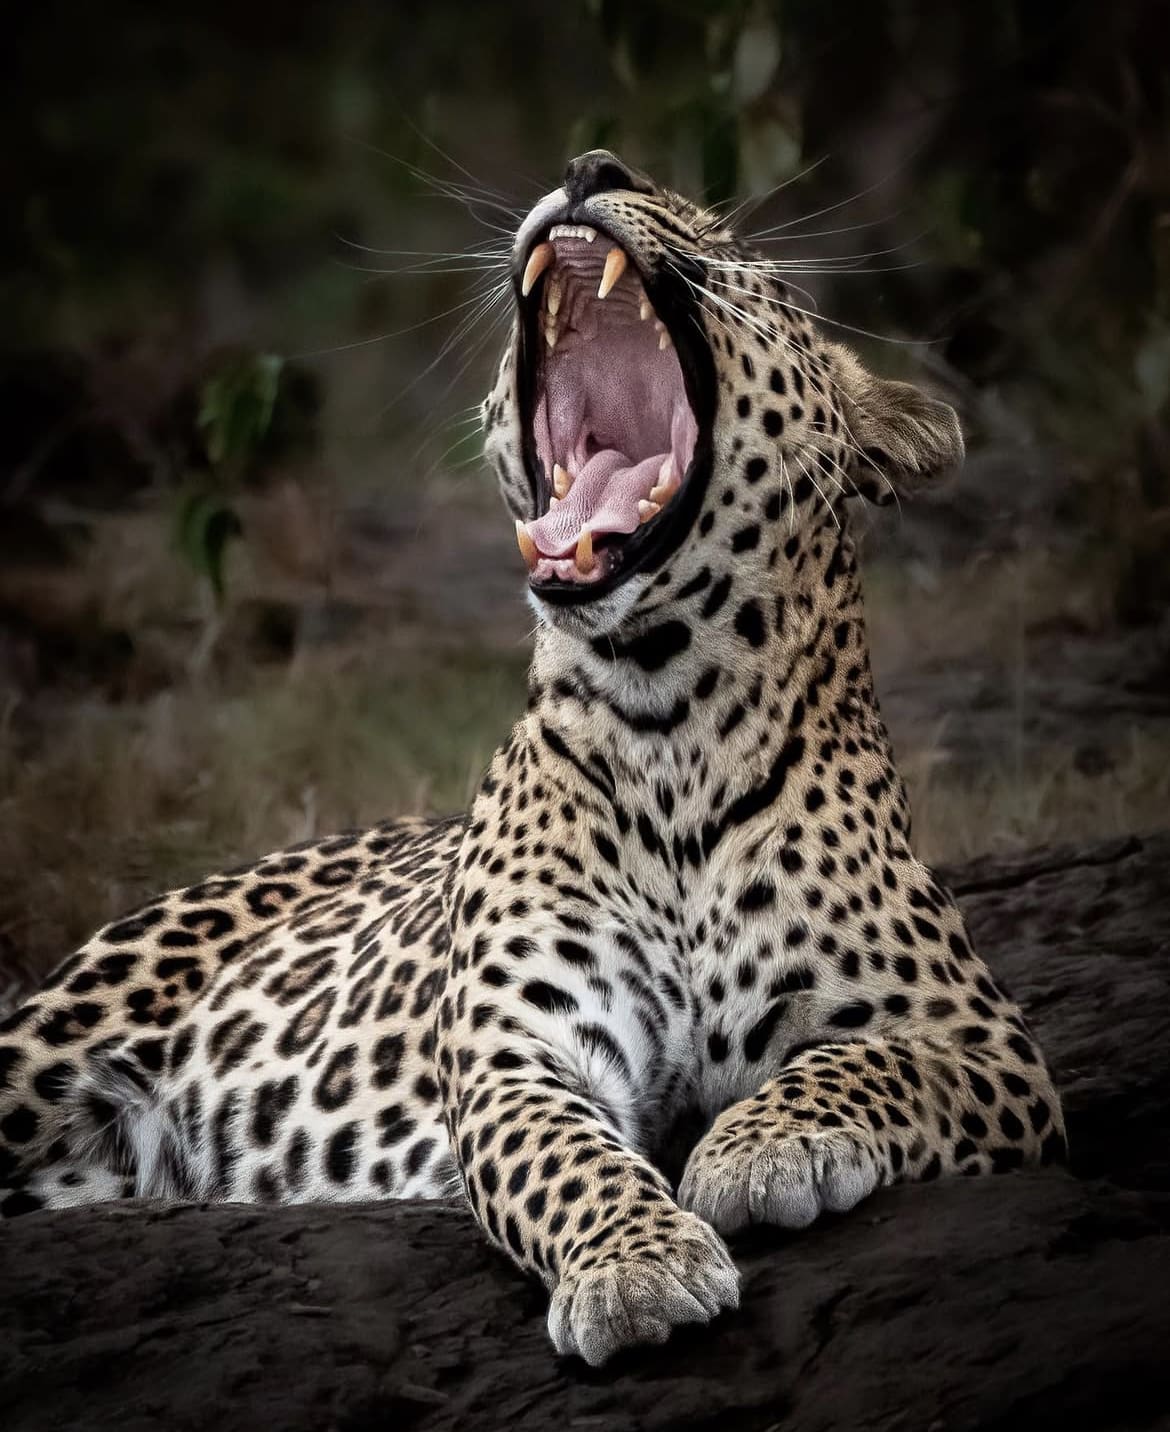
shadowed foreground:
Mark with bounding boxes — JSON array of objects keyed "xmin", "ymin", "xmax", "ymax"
[{"xmin": 1, "ymin": 834, "xmax": 1168, "ymax": 1432}]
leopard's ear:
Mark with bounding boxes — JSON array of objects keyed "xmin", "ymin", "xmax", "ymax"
[{"xmin": 831, "ymin": 345, "xmax": 964, "ymax": 504}]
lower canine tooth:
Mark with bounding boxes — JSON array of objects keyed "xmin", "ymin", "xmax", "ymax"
[
  {"xmin": 575, "ymin": 530, "xmax": 595, "ymax": 574},
  {"xmin": 598, "ymin": 247, "xmax": 628, "ymax": 299},
  {"xmin": 638, "ymin": 500, "xmax": 661, "ymax": 524},
  {"xmin": 649, "ymin": 461, "xmax": 679, "ymax": 506},
  {"xmin": 522, "ymin": 242, "xmax": 554, "ymax": 297},
  {"xmin": 516, "ymin": 520, "xmax": 538, "ymax": 571},
  {"xmin": 553, "ymin": 463, "xmax": 573, "ymax": 499}
]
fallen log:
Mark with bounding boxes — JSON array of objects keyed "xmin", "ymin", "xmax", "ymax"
[{"xmin": 2, "ymin": 833, "xmax": 1168, "ymax": 1432}]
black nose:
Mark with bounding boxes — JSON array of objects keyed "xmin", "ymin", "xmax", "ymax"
[{"xmin": 563, "ymin": 149, "xmax": 654, "ymax": 205}]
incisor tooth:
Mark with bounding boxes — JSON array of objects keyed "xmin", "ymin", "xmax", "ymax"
[
  {"xmin": 598, "ymin": 247, "xmax": 628, "ymax": 299},
  {"xmin": 575, "ymin": 530, "xmax": 595, "ymax": 574},
  {"xmin": 516, "ymin": 520, "xmax": 538, "ymax": 571},
  {"xmin": 522, "ymin": 242, "xmax": 554, "ymax": 297},
  {"xmin": 638, "ymin": 499, "xmax": 661, "ymax": 524},
  {"xmin": 553, "ymin": 463, "xmax": 573, "ymax": 499}
]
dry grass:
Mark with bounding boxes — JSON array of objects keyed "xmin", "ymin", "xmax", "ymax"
[
  {"xmin": 904, "ymin": 727, "xmax": 1170, "ymax": 866},
  {"xmin": 0, "ymin": 644, "xmax": 526, "ymax": 995}
]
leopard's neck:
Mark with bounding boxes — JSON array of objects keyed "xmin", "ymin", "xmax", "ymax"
[{"xmin": 522, "ymin": 515, "xmax": 910, "ymax": 848}]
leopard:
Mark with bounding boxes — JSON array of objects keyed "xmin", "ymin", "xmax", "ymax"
[{"xmin": 0, "ymin": 150, "xmax": 1066, "ymax": 1366}]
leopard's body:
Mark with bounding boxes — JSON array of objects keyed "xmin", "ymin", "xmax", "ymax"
[{"xmin": 0, "ymin": 152, "xmax": 1064, "ymax": 1364}]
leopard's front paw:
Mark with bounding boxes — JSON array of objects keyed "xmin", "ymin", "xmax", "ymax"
[
  {"xmin": 679, "ymin": 1126, "xmax": 883, "ymax": 1234},
  {"xmin": 547, "ymin": 1209, "xmax": 739, "ymax": 1366}
]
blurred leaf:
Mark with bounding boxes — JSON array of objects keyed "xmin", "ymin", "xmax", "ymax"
[
  {"xmin": 731, "ymin": 11, "xmax": 782, "ymax": 106},
  {"xmin": 700, "ymin": 105, "xmax": 739, "ymax": 207},
  {"xmin": 1135, "ymin": 324, "xmax": 1170, "ymax": 417},
  {"xmin": 198, "ymin": 353, "xmax": 283, "ymax": 472},
  {"xmin": 739, "ymin": 112, "xmax": 802, "ymax": 195},
  {"xmin": 175, "ymin": 490, "xmax": 243, "ymax": 601},
  {"xmin": 566, "ymin": 113, "xmax": 621, "ymax": 160}
]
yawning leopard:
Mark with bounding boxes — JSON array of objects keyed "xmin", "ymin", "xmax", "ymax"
[{"xmin": 0, "ymin": 149, "xmax": 1065, "ymax": 1366}]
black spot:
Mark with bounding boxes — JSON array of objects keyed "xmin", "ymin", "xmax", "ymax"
[
  {"xmin": 732, "ymin": 523, "xmax": 761, "ymax": 553},
  {"xmin": 314, "ymin": 1045, "xmax": 357, "ymax": 1112},
  {"xmin": 0, "ymin": 1105, "xmax": 39, "ymax": 1144},
  {"xmin": 325, "ymin": 1123, "xmax": 360, "ymax": 1184},
  {"xmin": 371, "ymin": 1034, "xmax": 405, "ymax": 1089},
  {"xmin": 828, "ymin": 1001, "xmax": 874, "ymax": 1029},
  {"xmin": 745, "ymin": 456, "xmax": 768, "ymax": 484},
  {"xmin": 595, "ymin": 621, "xmax": 691, "ymax": 673},
  {"xmin": 763, "ymin": 409, "xmax": 784, "ymax": 437},
  {"xmin": 744, "ymin": 1000, "xmax": 788, "ymax": 1062},
  {"xmin": 734, "ymin": 599, "xmax": 766, "ymax": 647},
  {"xmin": 702, "ymin": 575, "xmax": 732, "ymax": 619},
  {"xmin": 31, "ymin": 1061, "xmax": 76, "ymax": 1103},
  {"xmin": 521, "ymin": 981, "xmax": 578, "ymax": 1016},
  {"xmin": 737, "ymin": 879, "xmax": 776, "ymax": 912}
]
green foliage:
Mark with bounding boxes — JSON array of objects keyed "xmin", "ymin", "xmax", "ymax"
[
  {"xmin": 198, "ymin": 353, "xmax": 284, "ymax": 473},
  {"xmin": 174, "ymin": 491, "xmax": 244, "ymax": 601},
  {"xmin": 177, "ymin": 352, "xmax": 284, "ymax": 603},
  {"xmin": 581, "ymin": 0, "xmax": 795, "ymax": 202}
]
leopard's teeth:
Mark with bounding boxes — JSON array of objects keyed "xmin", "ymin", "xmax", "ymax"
[
  {"xmin": 575, "ymin": 529, "xmax": 595, "ymax": 575},
  {"xmin": 639, "ymin": 296, "xmax": 652, "ymax": 322},
  {"xmin": 649, "ymin": 457, "xmax": 680, "ymax": 507},
  {"xmin": 638, "ymin": 499, "xmax": 661, "ymax": 524},
  {"xmin": 552, "ymin": 463, "xmax": 573, "ymax": 500},
  {"xmin": 522, "ymin": 242, "xmax": 554, "ymax": 297},
  {"xmin": 549, "ymin": 224, "xmax": 598, "ymax": 243},
  {"xmin": 598, "ymin": 247, "xmax": 628, "ymax": 299},
  {"xmin": 516, "ymin": 520, "xmax": 538, "ymax": 571},
  {"xmin": 546, "ymin": 277, "xmax": 562, "ymax": 317}
]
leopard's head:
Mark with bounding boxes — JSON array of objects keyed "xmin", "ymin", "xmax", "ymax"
[{"xmin": 483, "ymin": 150, "xmax": 963, "ymax": 640}]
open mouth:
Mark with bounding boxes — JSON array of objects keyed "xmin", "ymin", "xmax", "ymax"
[{"xmin": 515, "ymin": 224, "xmax": 707, "ymax": 599}]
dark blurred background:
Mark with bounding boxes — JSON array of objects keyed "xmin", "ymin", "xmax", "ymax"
[{"xmin": 3, "ymin": 0, "xmax": 1169, "ymax": 999}]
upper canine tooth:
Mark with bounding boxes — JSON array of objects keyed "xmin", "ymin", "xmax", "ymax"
[
  {"xmin": 522, "ymin": 242, "xmax": 555, "ymax": 297},
  {"xmin": 638, "ymin": 499, "xmax": 661, "ymax": 524},
  {"xmin": 553, "ymin": 463, "xmax": 573, "ymax": 499},
  {"xmin": 516, "ymin": 520, "xmax": 538, "ymax": 571},
  {"xmin": 598, "ymin": 247, "xmax": 628, "ymax": 299},
  {"xmin": 575, "ymin": 529, "xmax": 595, "ymax": 574}
]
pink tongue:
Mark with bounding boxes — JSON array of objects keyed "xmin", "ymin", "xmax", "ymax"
[{"xmin": 526, "ymin": 450, "xmax": 664, "ymax": 558}]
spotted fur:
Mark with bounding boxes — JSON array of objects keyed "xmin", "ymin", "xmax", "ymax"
[{"xmin": 0, "ymin": 152, "xmax": 1064, "ymax": 1365}]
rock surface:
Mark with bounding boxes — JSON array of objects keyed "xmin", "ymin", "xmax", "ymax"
[{"xmin": 1, "ymin": 833, "xmax": 1168, "ymax": 1432}]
